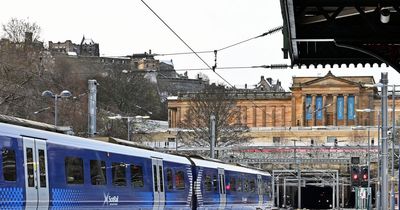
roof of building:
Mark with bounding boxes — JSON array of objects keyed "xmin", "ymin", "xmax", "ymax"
[{"xmin": 280, "ymin": 0, "xmax": 400, "ymax": 72}]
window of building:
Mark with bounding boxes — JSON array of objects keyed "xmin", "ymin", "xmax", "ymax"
[
  {"xmin": 213, "ymin": 175, "xmax": 218, "ymax": 192},
  {"xmin": 204, "ymin": 175, "xmax": 212, "ymax": 192},
  {"xmin": 327, "ymin": 136, "xmax": 337, "ymax": 143},
  {"xmin": 112, "ymin": 162, "xmax": 126, "ymax": 186},
  {"xmin": 175, "ymin": 170, "xmax": 185, "ymax": 190},
  {"xmin": 90, "ymin": 160, "xmax": 107, "ymax": 185},
  {"xmin": 2, "ymin": 148, "xmax": 16, "ymax": 181},
  {"xmin": 273, "ymin": 137, "xmax": 281, "ymax": 145},
  {"xmin": 65, "ymin": 157, "xmax": 84, "ymax": 184},
  {"xmin": 130, "ymin": 165, "xmax": 144, "ymax": 187},
  {"xmin": 166, "ymin": 168, "xmax": 173, "ymax": 190}
]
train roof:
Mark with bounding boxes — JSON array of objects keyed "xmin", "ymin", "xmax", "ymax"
[
  {"xmin": 0, "ymin": 122, "xmax": 191, "ymax": 165},
  {"xmin": 190, "ymin": 157, "xmax": 270, "ymax": 176}
]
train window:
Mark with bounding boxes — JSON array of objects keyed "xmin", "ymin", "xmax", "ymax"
[
  {"xmin": 204, "ymin": 175, "xmax": 212, "ymax": 192},
  {"xmin": 90, "ymin": 160, "xmax": 107, "ymax": 185},
  {"xmin": 65, "ymin": 157, "xmax": 84, "ymax": 184},
  {"xmin": 38, "ymin": 150, "xmax": 47, "ymax": 188},
  {"xmin": 2, "ymin": 148, "xmax": 16, "ymax": 181},
  {"xmin": 175, "ymin": 170, "xmax": 185, "ymax": 190},
  {"xmin": 112, "ymin": 162, "xmax": 127, "ymax": 186},
  {"xmin": 166, "ymin": 168, "xmax": 173, "ymax": 190},
  {"xmin": 243, "ymin": 179, "xmax": 249, "ymax": 192},
  {"xmin": 131, "ymin": 165, "xmax": 144, "ymax": 187},
  {"xmin": 26, "ymin": 148, "xmax": 34, "ymax": 186},
  {"xmin": 213, "ymin": 175, "xmax": 218, "ymax": 192},
  {"xmin": 237, "ymin": 178, "xmax": 242, "ymax": 192},
  {"xmin": 249, "ymin": 179, "xmax": 256, "ymax": 192},
  {"xmin": 230, "ymin": 177, "xmax": 236, "ymax": 192},
  {"xmin": 265, "ymin": 181, "xmax": 271, "ymax": 196}
]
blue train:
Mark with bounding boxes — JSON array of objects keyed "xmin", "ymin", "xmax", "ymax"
[{"xmin": 0, "ymin": 122, "xmax": 272, "ymax": 209}]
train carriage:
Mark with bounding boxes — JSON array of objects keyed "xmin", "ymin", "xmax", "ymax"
[
  {"xmin": 0, "ymin": 122, "xmax": 271, "ymax": 209},
  {"xmin": 191, "ymin": 158, "xmax": 272, "ymax": 210}
]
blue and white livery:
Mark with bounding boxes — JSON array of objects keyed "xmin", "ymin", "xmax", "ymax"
[{"xmin": 0, "ymin": 122, "xmax": 271, "ymax": 209}]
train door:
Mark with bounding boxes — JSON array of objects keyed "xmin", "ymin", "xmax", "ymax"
[
  {"xmin": 218, "ymin": 168, "xmax": 226, "ymax": 209},
  {"xmin": 257, "ymin": 175, "xmax": 263, "ymax": 206},
  {"xmin": 151, "ymin": 158, "xmax": 165, "ymax": 210},
  {"xmin": 23, "ymin": 137, "xmax": 49, "ymax": 210}
]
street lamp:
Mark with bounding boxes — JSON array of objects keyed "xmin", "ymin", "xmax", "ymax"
[
  {"xmin": 108, "ymin": 115, "xmax": 150, "ymax": 141},
  {"xmin": 41, "ymin": 90, "xmax": 72, "ymax": 127}
]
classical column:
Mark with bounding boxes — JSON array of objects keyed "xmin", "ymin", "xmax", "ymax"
[
  {"xmin": 354, "ymin": 95, "xmax": 359, "ymax": 125},
  {"xmin": 243, "ymin": 106, "xmax": 248, "ymax": 127},
  {"xmin": 262, "ymin": 106, "xmax": 267, "ymax": 127},
  {"xmin": 272, "ymin": 106, "xmax": 276, "ymax": 127},
  {"xmin": 312, "ymin": 95, "xmax": 316, "ymax": 126},
  {"xmin": 344, "ymin": 95, "xmax": 348, "ymax": 126},
  {"xmin": 322, "ymin": 95, "xmax": 327, "ymax": 126},
  {"xmin": 253, "ymin": 106, "xmax": 257, "ymax": 127},
  {"xmin": 282, "ymin": 106, "xmax": 286, "ymax": 127},
  {"xmin": 236, "ymin": 106, "xmax": 241, "ymax": 125},
  {"xmin": 302, "ymin": 95, "xmax": 306, "ymax": 126},
  {"xmin": 177, "ymin": 107, "xmax": 181, "ymax": 126},
  {"xmin": 369, "ymin": 94, "xmax": 374, "ymax": 126},
  {"xmin": 333, "ymin": 95, "xmax": 337, "ymax": 126},
  {"xmin": 168, "ymin": 109, "xmax": 173, "ymax": 127},
  {"xmin": 291, "ymin": 97, "xmax": 296, "ymax": 126}
]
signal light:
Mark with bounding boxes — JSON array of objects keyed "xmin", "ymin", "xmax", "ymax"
[
  {"xmin": 350, "ymin": 165, "xmax": 360, "ymax": 186},
  {"xmin": 360, "ymin": 166, "xmax": 369, "ymax": 187}
]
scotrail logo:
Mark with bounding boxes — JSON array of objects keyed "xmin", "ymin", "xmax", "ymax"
[{"xmin": 103, "ymin": 193, "xmax": 119, "ymax": 206}]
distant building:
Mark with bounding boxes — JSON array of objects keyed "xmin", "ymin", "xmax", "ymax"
[
  {"xmin": 79, "ymin": 36, "xmax": 99, "ymax": 56},
  {"xmin": 0, "ymin": 32, "xmax": 44, "ymax": 50},
  {"xmin": 48, "ymin": 36, "xmax": 99, "ymax": 56},
  {"xmin": 48, "ymin": 40, "xmax": 78, "ymax": 54}
]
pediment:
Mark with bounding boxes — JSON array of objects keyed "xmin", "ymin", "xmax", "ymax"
[{"xmin": 303, "ymin": 76, "xmax": 360, "ymax": 87}]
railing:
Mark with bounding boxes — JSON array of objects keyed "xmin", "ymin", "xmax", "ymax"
[{"xmin": 249, "ymin": 125, "xmax": 379, "ymax": 132}]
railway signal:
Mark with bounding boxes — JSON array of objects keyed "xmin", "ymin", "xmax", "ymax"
[
  {"xmin": 360, "ymin": 166, "xmax": 369, "ymax": 187},
  {"xmin": 351, "ymin": 165, "xmax": 360, "ymax": 186}
]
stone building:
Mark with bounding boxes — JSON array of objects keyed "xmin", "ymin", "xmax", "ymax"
[
  {"xmin": 168, "ymin": 71, "xmax": 400, "ymax": 145},
  {"xmin": 48, "ymin": 36, "xmax": 99, "ymax": 56}
]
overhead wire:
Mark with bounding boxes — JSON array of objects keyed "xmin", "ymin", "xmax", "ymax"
[
  {"xmin": 140, "ymin": 0, "xmax": 288, "ymax": 116},
  {"xmin": 155, "ymin": 26, "xmax": 283, "ymax": 56},
  {"xmin": 140, "ymin": 0, "xmax": 233, "ymax": 87}
]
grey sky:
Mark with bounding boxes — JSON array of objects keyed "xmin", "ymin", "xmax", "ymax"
[{"xmin": 1, "ymin": 0, "xmax": 398, "ymax": 90}]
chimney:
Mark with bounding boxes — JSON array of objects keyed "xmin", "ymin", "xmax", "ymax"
[
  {"xmin": 261, "ymin": 76, "xmax": 265, "ymax": 81},
  {"xmin": 266, "ymin": 77, "xmax": 273, "ymax": 84},
  {"xmin": 149, "ymin": 49, "xmax": 152, "ymax": 54},
  {"xmin": 25, "ymin": 32, "xmax": 33, "ymax": 44},
  {"xmin": 276, "ymin": 80, "xmax": 281, "ymax": 87},
  {"xmin": 245, "ymin": 84, "xmax": 247, "ymax": 89}
]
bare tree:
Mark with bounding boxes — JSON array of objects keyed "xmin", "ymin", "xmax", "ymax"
[
  {"xmin": 179, "ymin": 85, "xmax": 249, "ymax": 156},
  {"xmin": 95, "ymin": 70, "xmax": 163, "ymax": 139},
  {"xmin": 2, "ymin": 18, "xmax": 41, "ymax": 43}
]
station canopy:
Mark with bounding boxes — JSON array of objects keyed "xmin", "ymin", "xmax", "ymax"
[{"xmin": 280, "ymin": 0, "xmax": 400, "ymax": 72}]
